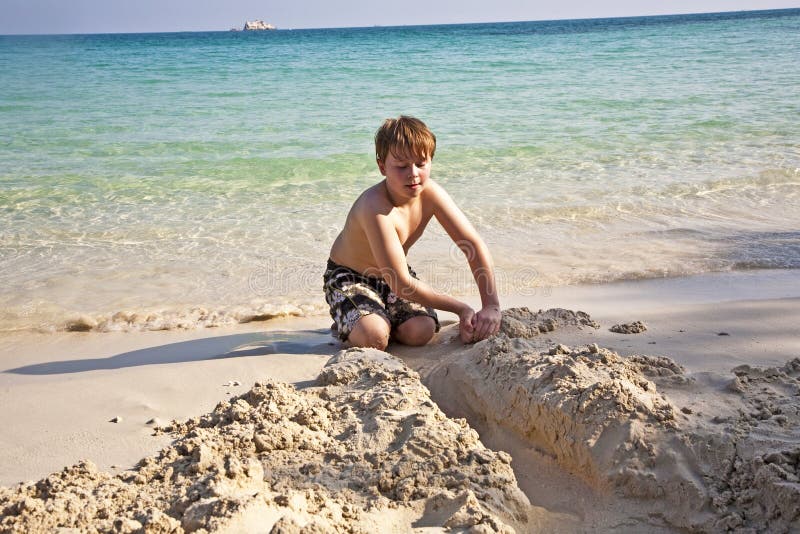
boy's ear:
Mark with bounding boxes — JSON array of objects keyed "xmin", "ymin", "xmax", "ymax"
[{"xmin": 376, "ymin": 158, "xmax": 386, "ymax": 176}]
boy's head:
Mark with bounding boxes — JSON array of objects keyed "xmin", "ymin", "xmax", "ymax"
[{"xmin": 375, "ymin": 116, "xmax": 436, "ymax": 163}]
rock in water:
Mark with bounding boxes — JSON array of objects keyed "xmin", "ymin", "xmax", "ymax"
[{"xmin": 65, "ymin": 314, "xmax": 97, "ymax": 332}]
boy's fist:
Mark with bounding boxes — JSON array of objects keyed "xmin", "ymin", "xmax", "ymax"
[
  {"xmin": 473, "ymin": 305, "xmax": 501, "ymax": 341},
  {"xmin": 458, "ymin": 306, "xmax": 476, "ymax": 343}
]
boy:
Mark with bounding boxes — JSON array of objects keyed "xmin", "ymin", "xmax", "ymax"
[{"xmin": 324, "ymin": 116, "xmax": 501, "ymax": 350}]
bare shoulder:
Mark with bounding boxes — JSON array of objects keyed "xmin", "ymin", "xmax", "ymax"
[
  {"xmin": 352, "ymin": 181, "xmax": 393, "ymax": 219},
  {"xmin": 423, "ymin": 179, "xmax": 457, "ymax": 211}
]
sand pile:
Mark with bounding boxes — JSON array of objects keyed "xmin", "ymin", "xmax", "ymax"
[
  {"xmin": 424, "ymin": 308, "xmax": 800, "ymax": 532},
  {"xmin": 704, "ymin": 359, "xmax": 800, "ymax": 532},
  {"xmin": 498, "ymin": 307, "xmax": 599, "ymax": 338},
  {"xmin": 609, "ymin": 321, "xmax": 647, "ymax": 334},
  {"xmin": 0, "ymin": 349, "xmax": 538, "ymax": 533}
]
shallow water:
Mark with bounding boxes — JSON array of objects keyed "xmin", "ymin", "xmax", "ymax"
[{"xmin": 1, "ymin": 9, "xmax": 799, "ymax": 332}]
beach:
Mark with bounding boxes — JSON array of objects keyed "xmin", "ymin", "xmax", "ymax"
[
  {"xmin": 2, "ymin": 8, "xmax": 800, "ymax": 532},
  {"xmin": 2, "ymin": 270, "xmax": 799, "ymax": 531}
]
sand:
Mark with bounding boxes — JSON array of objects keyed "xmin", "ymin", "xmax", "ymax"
[
  {"xmin": 0, "ymin": 316, "xmax": 338, "ymax": 488},
  {"xmin": 420, "ymin": 309, "xmax": 800, "ymax": 531},
  {"xmin": 1, "ymin": 271, "xmax": 799, "ymax": 532},
  {"xmin": 0, "ymin": 347, "xmax": 568, "ymax": 532}
]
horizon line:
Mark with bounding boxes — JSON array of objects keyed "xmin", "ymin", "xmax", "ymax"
[{"xmin": 0, "ymin": 6, "xmax": 798, "ymax": 37}]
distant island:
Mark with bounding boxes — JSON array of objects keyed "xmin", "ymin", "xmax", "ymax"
[{"xmin": 230, "ymin": 20, "xmax": 276, "ymax": 31}]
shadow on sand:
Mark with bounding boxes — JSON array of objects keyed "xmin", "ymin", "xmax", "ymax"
[{"xmin": 3, "ymin": 329, "xmax": 340, "ymax": 376}]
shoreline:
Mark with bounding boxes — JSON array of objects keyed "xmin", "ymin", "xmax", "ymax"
[{"xmin": 4, "ymin": 267, "xmax": 799, "ymax": 336}]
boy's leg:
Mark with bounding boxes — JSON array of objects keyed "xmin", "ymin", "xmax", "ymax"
[
  {"xmin": 323, "ymin": 260, "xmax": 392, "ymax": 350},
  {"xmin": 347, "ymin": 313, "xmax": 391, "ymax": 350},
  {"xmin": 394, "ymin": 315, "xmax": 436, "ymax": 346},
  {"xmin": 386, "ymin": 286, "xmax": 439, "ymax": 346},
  {"xmin": 385, "ymin": 265, "xmax": 440, "ymax": 346}
]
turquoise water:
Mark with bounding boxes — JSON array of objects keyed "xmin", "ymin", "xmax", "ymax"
[{"xmin": 1, "ymin": 9, "xmax": 799, "ymax": 332}]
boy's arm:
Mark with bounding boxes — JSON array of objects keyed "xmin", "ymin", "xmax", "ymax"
[
  {"xmin": 429, "ymin": 181, "xmax": 501, "ymax": 341},
  {"xmin": 358, "ymin": 200, "xmax": 473, "ymax": 322}
]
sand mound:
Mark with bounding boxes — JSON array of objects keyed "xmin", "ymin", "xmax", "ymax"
[
  {"xmin": 424, "ymin": 308, "xmax": 800, "ymax": 532},
  {"xmin": 498, "ymin": 307, "xmax": 599, "ymax": 338},
  {"xmin": 610, "ymin": 321, "xmax": 647, "ymax": 334},
  {"xmin": 702, "ymin": 359, "xmax": 800, "ymax": 532},
  {"xmin": 0, "ymin": 349, "xmax": 539, "ymax": 533}
]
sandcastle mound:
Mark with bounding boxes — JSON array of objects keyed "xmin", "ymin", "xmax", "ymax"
[
  {"xmin": 424, "ymin": 308, "xmax": 800, "ymax": 532},
  {"xmin": 0, "ymin": 349, "xmax": 536, "ymax": 533},
  {"xmin": 498, "ymin": 307, "xmax": 599, "ymax": 338}
]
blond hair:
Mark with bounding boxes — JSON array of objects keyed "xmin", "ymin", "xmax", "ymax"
[{"xmin": 374, "ymin": 116, "xmax": 436, "ymax": 162}]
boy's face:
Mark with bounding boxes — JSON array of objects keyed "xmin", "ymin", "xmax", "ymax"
[{"xmin": 377, "ymin": 150, "xmax": 432, "ymax": 199}]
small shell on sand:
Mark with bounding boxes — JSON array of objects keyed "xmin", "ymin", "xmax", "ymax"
[{"xmin": 109, "ymin": 416, "xmax": 122, "ymax": 423}]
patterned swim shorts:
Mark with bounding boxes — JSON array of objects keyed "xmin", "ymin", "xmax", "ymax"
[{"xmin": 323, "ymin": 258, "xmax": 440, "ymax": 341}]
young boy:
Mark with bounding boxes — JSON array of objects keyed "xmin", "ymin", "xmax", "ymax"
[{"xmin": 324, "ymin": 116, "xmax": 501, "ymax": 350}]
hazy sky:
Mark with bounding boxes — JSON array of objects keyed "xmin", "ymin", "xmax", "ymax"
[{"xmin": 1, "ymin": 0, "xmax": 798, "ymax": 34}]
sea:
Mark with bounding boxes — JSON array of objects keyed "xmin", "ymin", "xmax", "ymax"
[{"xmin": 1, "ymin": 8, "xmax": 799, "ymax": 333}]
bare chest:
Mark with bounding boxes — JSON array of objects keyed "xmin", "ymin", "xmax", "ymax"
[{"xmin": 391, "ymin": 206, "xmax": 433, "ymax": 250}]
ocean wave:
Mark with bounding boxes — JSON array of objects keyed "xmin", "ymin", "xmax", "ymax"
[{"xmin": 0, "ymin": 301, "xmax": 328, "ymax": 335}]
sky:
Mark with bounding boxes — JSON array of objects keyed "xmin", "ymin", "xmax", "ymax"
[{"xmin": 1, "ymin": 0, "xmax": 798, "ymax": 34}]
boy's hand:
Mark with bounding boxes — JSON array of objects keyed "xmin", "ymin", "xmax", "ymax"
[
  {"xmin": 458, "ymin": 306, "xmax": 476, "ymax": 343},
  {"xmin": 472, "ymin": 305, "xmax": 501, "ymax": 341}
]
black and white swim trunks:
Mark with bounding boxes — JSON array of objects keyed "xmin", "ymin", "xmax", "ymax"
[{"xmin": 323, "ymin": 258, "xmax": 440, "ymax": 341}]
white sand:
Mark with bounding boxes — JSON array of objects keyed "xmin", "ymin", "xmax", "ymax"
[
  {"xmin": 0, "ymin": 316, "xmax": 337, "ymax": 487},
  {"xmin": 1, "ymin": 270, "xmax": 799, "ymax": 532},
  {"xmin": 409, "ymin": 310, "xmax": 800, "ymax": 531}
]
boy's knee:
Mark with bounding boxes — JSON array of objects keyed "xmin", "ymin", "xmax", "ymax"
[
  {"xmin": 395, "ymin": 316, "xmax": 436, "ymax": 346},
  {"xmin": 347, "ymin": 313, "xmax": 390, "ymax": 351}
]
